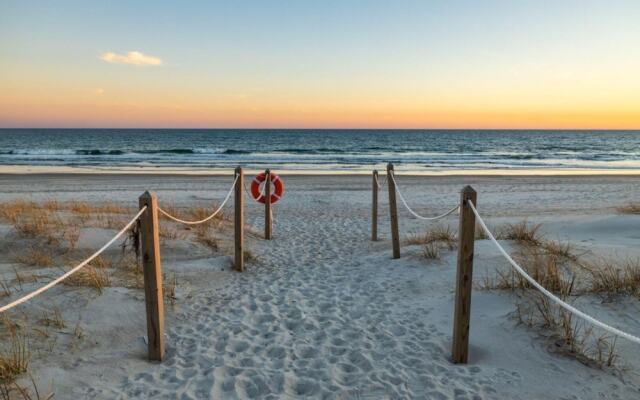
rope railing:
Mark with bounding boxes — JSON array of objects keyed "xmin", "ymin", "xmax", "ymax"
[
  {"xmin": 158, "ymin": 175, "xmax": 238, "ymax": 225},
  {"xmin": 243, "ymin": 178, "xmax": 267, "ymax": 204},
  {"xmin": 390, "ymin": 173, "xmax": 459, "ymax": 221},
  {"xmin": 373, "ymin": 172, "xmax": 387, "ymax": 189},
  {"xmin": 469, "ymin": 201, "xmax": 640, "ymax": 345},
  {"xmin": 0, "ymin": 207, "xmax": 147, "ymax": 313}
]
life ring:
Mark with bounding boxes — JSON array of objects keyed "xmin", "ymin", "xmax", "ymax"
[{"xmin": 251, "ymin": 172, "xmax": 284, "ymax": 204}]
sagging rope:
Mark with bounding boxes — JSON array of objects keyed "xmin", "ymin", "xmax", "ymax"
[
  {"xmin": 389, "ymin": 173, "xmax": 459, "ymax": 221},
  {"xmin": 158, "ymin": 175, "xmax": 239, "ymax": 225},
  {"xmin": 374, "ymin": 172, "xmax": 388, "ymax": 189},
  {"xmin": 243, "ymin": 178, "xmax": 267, "ymax": 204},
  {"xmin": 469, "ymin": 201, "xmax": 640, "ymax": 345},
  {"xmin": 0, "ymin": 207, "xmax": 147, "ymax": 313}
]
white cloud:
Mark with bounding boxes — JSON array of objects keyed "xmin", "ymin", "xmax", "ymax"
[{"xmin": 99, "ymin": 51, "xmax": 162, "ymax": 66}]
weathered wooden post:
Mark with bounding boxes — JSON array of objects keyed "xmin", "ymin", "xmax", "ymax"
[
  {"xmin": 452, "ymin": 185, "xmax": 477, "ymax": 364},
  {"xmin": 234, "ymin": 166, "xmax": 244, "ymax": 272},
  {"xmin": 372, "ymin": 170, "xmax": 379, "ymax": 241},
  {"xmin": 387, "ymin": 163, "xmax": 400, "ymax": 258},
  {"xmin": 138, "ymin": 191, "xmax": 165, "ymax": 361},
  {"xmin": 265, "ymin": 169, "xmax": 272, "ymax": 240}
]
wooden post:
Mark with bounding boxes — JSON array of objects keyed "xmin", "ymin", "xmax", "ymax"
[
  {"xmin": 234, "ymin": 167, "xmax": 244, "ymax": 272},
  {"xmin": 371, "ymin": 170, "xmax": 378, "ymax": 241},
  {"xmin": 387, "ymin": 163, "xmax": 400, "ymax": 259},
  {"xmin": 138, "ymin": 191, "xmax": 165, "ymax": 362},
  {"xmin": 452, "ymin": 185, "xmax": 477, "ymax": 364},
  {"xmin": 264, "ymin": 169, "xmax": 272, "ymax": 240}
]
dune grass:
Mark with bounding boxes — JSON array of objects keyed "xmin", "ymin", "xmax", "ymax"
[
  {"xmin": 406, "ymin": 225, "xmax": 457, "ymax": 246},
  {"xmin": 616, "ymin": 203, "xmax": 640, "ymax": 214},
  {"xmin": 14, "ymin": 249, "xmax": 53, "ymax": 268},
  {"xmin": 479, "ymin": 219, "xmax": 628, "ymax": 368},
  {"xmin": 422, "ymin": 243, "xmax": 440, "ymax": 260},
  {"xmin": 0, "ymin": 330, "xmax": 30, "ymax": 383},
  {"xmin": 64, "ymin": 265, "xmax": 111, "ymax": 294}
]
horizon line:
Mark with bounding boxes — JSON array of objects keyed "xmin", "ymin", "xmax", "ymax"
[{"xmin": 1, "ymin": 127, "xmax": 640, "ymax": 131}]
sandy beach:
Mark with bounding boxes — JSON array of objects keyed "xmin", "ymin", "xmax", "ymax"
[{"xmin": 1, "ymin": 173, "xmax": 640, "ymax": 399}]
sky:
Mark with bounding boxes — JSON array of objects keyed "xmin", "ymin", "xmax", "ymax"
[{"xmin": 0, "ymin": 0, "xmax": 639, "ymax": 129}]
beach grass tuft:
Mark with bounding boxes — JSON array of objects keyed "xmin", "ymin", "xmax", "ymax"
[{"xmin": 616, "ymin": 203, "xmax": 640, "ymax": 214}]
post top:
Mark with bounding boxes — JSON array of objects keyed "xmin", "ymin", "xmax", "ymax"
[
  {"xmin": 139, "ymin": 190, "xmax": 157, "ymax": 204},
  {"xmin": 140, "ymin": 190, "xmax": 156, "ymax": 198},
  {"xmin": 461, "ymin": 185, "xmax": 476, "ymax": 194},
  {"xmin": 387, "ymin": 162, "xmax": 394, "ymax": 170},
  {"xmin": 265, "ymin": 169, "xmax": 271, "ymax": 174},
  {"xmin": 235, "ymin": 165, "xmax": 243, "ymax": 171}
]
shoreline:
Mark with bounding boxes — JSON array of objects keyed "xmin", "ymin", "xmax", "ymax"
[{"xmin": 3, "ymin": 164, "xmax": 640, "ymax": 177}]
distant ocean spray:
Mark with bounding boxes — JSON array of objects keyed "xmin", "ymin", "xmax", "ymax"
[{"xmin": 1, "ymin": 129, "xmax": 640, "ymax": 172}]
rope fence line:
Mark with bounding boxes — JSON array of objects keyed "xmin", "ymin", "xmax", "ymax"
[
  {"xmin": 390, "ymin": 173, "xmax": 459, "ymax": 221},
  {"xmin": 469, "ymin": 201, "xmax": 640, "ymax": 345},
  {"xmin": 157, "ymin": 175, "xmax": 238, "ymax": 225},
  {"xmin": 0, "ymin": 166, "xmax": 251, "ymax": 361},
  {"xmin": 0, "ymin": 207, "xmax": 147, "ymax": 314}
]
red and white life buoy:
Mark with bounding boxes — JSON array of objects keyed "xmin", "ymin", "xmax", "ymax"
[{"xmin": 251, "ymin": 172, "xmax": 284, "ymax": 204}]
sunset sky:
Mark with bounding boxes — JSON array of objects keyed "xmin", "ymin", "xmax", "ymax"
[{"xmin": 1, "ymin": 0, "xmax": 639, "ymax": 129}]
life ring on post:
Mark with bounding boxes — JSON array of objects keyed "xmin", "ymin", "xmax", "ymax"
[{"xmin": 250, "ymin": 172, "xmax": 284, "ymax": 204}]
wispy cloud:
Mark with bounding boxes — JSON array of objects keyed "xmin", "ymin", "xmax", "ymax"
[{"xmin": 99, "ymin": 51, "xmax": 162, "ymax": 66}]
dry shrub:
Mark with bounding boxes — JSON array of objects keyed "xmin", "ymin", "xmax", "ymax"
[
  {"xmin": 0, "ymin": 201, "xmax": 37, "ymax": 224},
  {"xmin": 0, "ymin": 330, "xmax": 30, "ymax": 382},
  {"xmin": 62, "ymin": 225, "xmax": 80, "ymax": 250},
  {"xmin": 195, "ymin": 227, "xmax": 219, "ymax": 250},
  {"xmin": 38, "ymin": 308, "xmax": 65, "ymax": 330},
  {"xmin": 422, "ymin": 243, "xmax": 440, "ymax": 259},
  {"xmin": 89, "ymin": 255, "xmax": 112, "ymax": 269},
  {"xmin": 484, "ymin": 246, "xmax": 576, "ymax": 296},
  {"xmin": 12, "ymin": 211, "xmax": 51, "ymax": 239},
  {"xmin": 14, "ymin": 249, "xmax": 53, "ymax": 267},
  {"xmin": 616, "ymin": 203, "xmax": 640, "ymax": 214},
  {"xmin": 587, "ymin": 258, "xmax": 640, "ymax": 298},
  {"xmin": 159, "ymin": 224, "xmax": 180, "ymax": 240},
  {"xmin": 89, "ymin": 214, "xmax": 128, "ymax": 230},
  {"xmin": 69, "ymin": 202, "xmax": 92, "ymax": 215},
  {"xmin": 41, "ymin": 200, "xmax": 60, "ymax": 212},
  {"xmin": 541, "ymin": 240, "xmax": 578, "ymax": 261},
  {"xmin": 64, "ymin": 266, "xmax": 110, "ymax": 294},
  {"xmin": 114, "ymin": 255, "xmax": 143, "ymax": 289},
  {"xmin": 406, "ymin": 225, "xmax": 456, "ymax": 250},
  {"xmin": 501, "ymin": 221, "xmax": 542, "ymax": 245},
  {"xmin": 0, "ymin": 374, "xmax": 54, "ymax": 400},
  {"xmin": 516, "ymin": 294, "xmax": 618, "ymax": 368}
]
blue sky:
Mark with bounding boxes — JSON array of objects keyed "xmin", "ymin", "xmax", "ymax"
[{"xmin": 1, "ymin": 0, "xmax": 639, "ymax": 128}]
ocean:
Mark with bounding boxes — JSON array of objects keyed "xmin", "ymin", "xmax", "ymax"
[{"xmin": 1, "ymin": 129, "xmax": 640, "ymax": 172}]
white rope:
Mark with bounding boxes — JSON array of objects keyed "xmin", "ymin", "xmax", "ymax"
[
  {"xmin": 389, "ymin": 173, "xmax": 459, "ymax": 221},
  {"xmin": 0, "ymin": 207, "xmax": 147, "ymax": 313},
  {"xmin": 158, "ymin": 175, "xmax": 238, "ymax": 225},
  {"xmin": 374, "ymin": 173, "xmax": 381, "ymax": 189},
  {"xmin": 374, "ymin": 173, "xmax": 388, "ymax": 188},
  {"xmin": 469, "ymin": 201, "xmax": 640, "ymax": 345}
]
